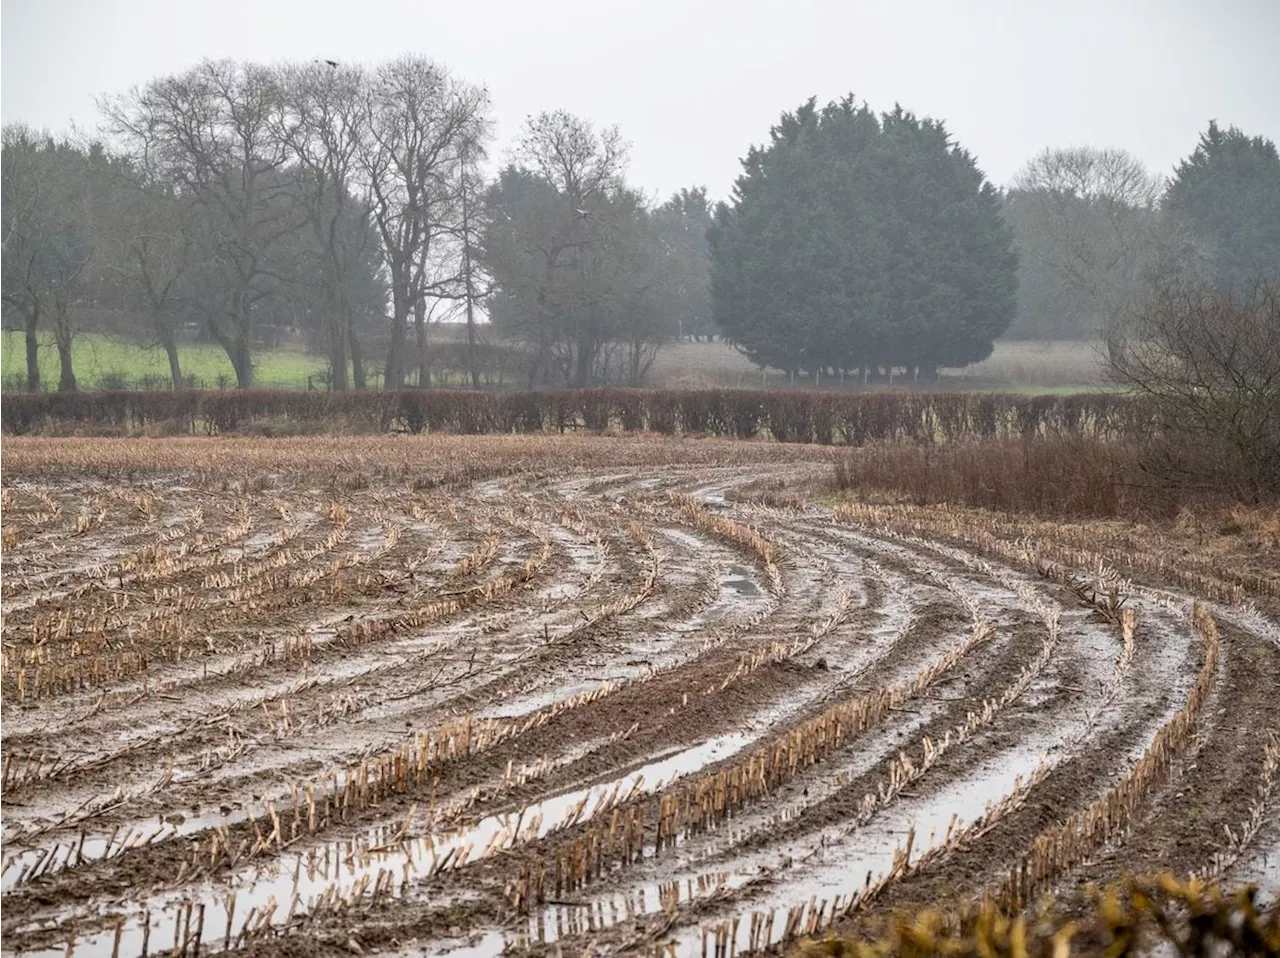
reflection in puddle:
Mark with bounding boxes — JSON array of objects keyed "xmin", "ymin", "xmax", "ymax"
[
  {"xmin": 515, "ymin": 871, "xmax": 755, "ymax": 946},
  {"xmin": 723, "ymin": 565, "xmax": 761, "ymax": 597},
  {"xmin": 27, "ymin": 734, "xmax": 751, "ymax": 958}
]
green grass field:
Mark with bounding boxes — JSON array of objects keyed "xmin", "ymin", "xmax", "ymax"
[{"xmin": 1, "ymin": 332, "xmax": 328, "ymax": 389}]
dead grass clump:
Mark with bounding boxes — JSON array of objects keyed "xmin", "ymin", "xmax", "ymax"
[{"xmin": 832, "ymin": 438, "xmax": 1198, "ymax": 519}]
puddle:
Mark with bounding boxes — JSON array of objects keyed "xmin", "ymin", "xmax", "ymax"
[
  {"xmin": 510, "ymin": 708, "xmax": 943, "ymax": 946},
  {"xmin": 498, "ymin": 602, "xmax": 1153, "ymax": 954},
  {"xmin": 516, "ymin": 872, "xmax": 756, "ymax": 947},
  {"xmin": 1230, "ymin": 833, "xmax": 1280, "ymax": 901},
  {"xmin": 656, "ymin": 733, "xmax": 1061, "ymax": 957},
  {"xmin": 2, "ymin": 823, "xmax": 182, "ymax": 893},
  {"xmin": 723, "ymin": 565, "xmax": 760, "ymax": 597},
  {"xmin": 25, "ymin": 734, "xmax": 751, "ymax": 957}
]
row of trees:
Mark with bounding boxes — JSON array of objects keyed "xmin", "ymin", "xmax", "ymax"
[
  {"xmin": 3, "ymin": 58, "xmax": 1277, "ymax": 391},
  {"xmin": 5, "ymin": 60, "xmax": 443, "ymax": 391},
  {"xmin": 1004, "ymin": 123, "xmax": 1280, "ymax": 340},
  {"xmin": 712, "ymin": 106, "xmax": 1280, "ymax": 374},
  {"xmin": 1, "ymin": 58, "xmax": 712, "ymax": 391}
]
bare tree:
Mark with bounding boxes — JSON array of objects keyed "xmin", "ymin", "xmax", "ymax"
[
  {"xmin": 94, "ymin": 151, "xmax": 203, "ymax": 389},
  {"xmin": 1013, "ymin": 147, "xmax": 1165, "ymax": 344},
  {"xmin": 1, "ymin": 126, "xmax": 92, "ymax": 392},
  {"xmin": 457, "ymin": 139, "xmax": 487, "ymax": 387},
  {"xmin": 274, "ymin": 62, "xmax": 374, "ymax": 389},
  {"xmin": 102, "ymin": 60, "xmax": 304, "ymax": 387},
  {"xmin": 357, "ymin": 57, "xmax": 489, "ymax": 390},
  {"xmin": 1, "ymin": 124, "xmax": 50, "ymax": 391},
  {"xmin": 1109, "ymin": 281, "xmax": 1280, "ymax": 501},
  {"xmin": 501, "ymin": 111, "xmax": 629, "ymax": 387}
]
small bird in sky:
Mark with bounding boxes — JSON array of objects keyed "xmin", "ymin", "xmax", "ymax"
[
  {"xmin": 575, "ymin": 208, "xmax": 589, "ymax": 218},
  {"xmin": 314, "ymin": 59, "xmax": 340, "ymax": 68}
]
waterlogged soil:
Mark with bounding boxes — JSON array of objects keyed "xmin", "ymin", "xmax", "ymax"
[
  {"xmin": 1, "ymin": 440, "xmax": 1277, "ymax": 958},
  {"xmin": 1049, "ymin": 618, "xmax": 1280, "ymax": 903}
]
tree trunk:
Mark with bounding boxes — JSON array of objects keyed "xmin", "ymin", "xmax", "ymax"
[
  {"xmin": 151, "ymin": 308, "xmax": 183, "ymax": 386},
  {"xmin": 628, "ymin": 343, "xmax": 642, "ymax": 387},
  {"xmin": 165, "ymin": 344, "xmax": 184, "ymax": 390},
  {"xmin": 54, "ymin": 340, "xmax": 76, "ymax": 392},
  {"xmin": 384, "ymin": 293, "xmax": 408, "ymax": 390},
  {"xmin": 460, "ymin": 171, "xmax": 481, "ymax": 388},
  {"xmin": 414, "ymin": 296, "xmax": 429, "ymax": 388},
  {"xmin": 323, "ymin": 278, "xmax": 349, "ymax": 390},
  {"xmin": 208, "ymin": 312, "xmax": 254, "ymax": 389},
  {"xmin": 24, "ymin": 303, "xmax": 41, "ymax": 393},
  {"xmin": 230, "ymin": 339, "xmax": 253, "ymax": 389},
  {"xmin": 527, "ymin": 336, "xmax": 548, "ymax": 390},
  {"xmin": 52, "ymin": 306, "xmax": 77, "ymax": 393},
  {"xmin": 466, "ymin": 315, "xmax": 480, "ymax": 388},
  {"xmin": 349, "ymin": 324, "xmax": 366, "ymax": 389},
  {"xmin": 573, "ymin": 331, "xmax": 593, "ymax": 388},
  {"xmin": 327, "ymin": 310, "xmax": 349, "ymax": 391}
]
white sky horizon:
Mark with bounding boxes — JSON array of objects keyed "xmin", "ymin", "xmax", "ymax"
[{"xmin": 3, "ymin": 0, "xmax": 1279, "ymax": 204}]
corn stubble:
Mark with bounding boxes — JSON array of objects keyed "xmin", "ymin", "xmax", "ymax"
[{"xmin": 0, "ymin": 435, "xmax": 1275, "ymax": 958}]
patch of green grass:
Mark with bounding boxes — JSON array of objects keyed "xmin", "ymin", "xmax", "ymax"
[{"xmin": 1, "ymin": 331, "xmax": 329, "ymax": 389}]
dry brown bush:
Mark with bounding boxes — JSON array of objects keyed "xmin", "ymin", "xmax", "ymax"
[
  {"xmin": 1108, "ymin": 282, "xmax": 1280, "ymax": 502},
  {"xmin": 832, "ymin": 437, "xmax": 1192, "ymax": 519}
]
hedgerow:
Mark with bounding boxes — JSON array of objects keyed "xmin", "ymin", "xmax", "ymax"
[{"xmin": 0, "ymin": 388, "xmax": 1152, "ymax": 443}]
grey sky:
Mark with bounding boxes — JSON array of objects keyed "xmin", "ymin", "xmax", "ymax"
[{"xmin": 3, "ymin": 0, "xmax": 1278, "ymax": 202}]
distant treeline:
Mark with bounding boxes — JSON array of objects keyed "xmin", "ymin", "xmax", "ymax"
[
  {"xmin": 6, "ymin": 54, "xmax": 1276, "ymax": 396},
  {"xmin": 2, "ymin": 388, "xmax": 1153, "ymax": 443}
]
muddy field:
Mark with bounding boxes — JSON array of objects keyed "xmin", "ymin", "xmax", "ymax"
[{"xmin": 1, "ymin": 436, "xmax": 1277, "ymax": 957}]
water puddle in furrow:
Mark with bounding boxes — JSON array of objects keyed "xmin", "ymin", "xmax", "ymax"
[
  {"xmin": 504, "ymin": 732, "xmax": 1063, "ymax": 956},
  {"xmin": 20, "ymin": 734, "xmax": 753, "ymax": 958},
  {"xmin": 534, "ymin": 607, "xmax": 1200, "ymax": 954},
  {"xmin": 2, "ymin": 635, "xmax": 460, "ymax": 798},
  {"xmin": 1232, "ymin": 834, "xmax": 1280, "ymax": 904},
  {"xmin": 509, "ymin": 709, "xmax": 943, "ymax": 947},
  {"xmin": 2, "ymin": 689, "xmax": 622, "ymax": 893},
  {"xmin": 5, "ymin": 731, "xmax": 623, "ymax": 900},
  {"xmin": 473, "ymin": 556, "xmax": 770, "ymax": 723},
  {"xmin": 668, "ymin": 736, "xmax": 1057, "ymax": 957},
  {"xmin": 501, "ymin": 616, "xmax": 1164, "ymax": 952},
  {"xmin": 0, "ymin": 570, "xmax": 932, "ymax": 889},
  {"xmin": 14, "ymin": 544, "xmax": 554, "ymax": 762},
  {"xmin": 723, "ymin": 565, "xmax": 760, "ymax": 597}
]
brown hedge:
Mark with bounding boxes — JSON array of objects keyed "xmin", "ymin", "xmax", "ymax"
[{"xmin": 0, "ymin": 388, "xmax": 1154, "ymax": 443}]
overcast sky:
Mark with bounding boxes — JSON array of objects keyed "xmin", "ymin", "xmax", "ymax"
[{"xmin": 3, "ymin": 0, "xmax": 1278, "ymax": 202}]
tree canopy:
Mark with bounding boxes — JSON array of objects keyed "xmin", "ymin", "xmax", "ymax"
[
  {"xmin": 480, "ymin": 112, "xmax": 707, "ymax": 387},
  {"xmin": 1165, "ymin": 121, "xmax": 1280, "ymax": 297},
  {"xmin": 709, "ymin": 97, "xmax": 1016, "ymax": 379},
  {"xmin": 1004, "ymin": 147, "xmax": 1164, "ymax": 341}
]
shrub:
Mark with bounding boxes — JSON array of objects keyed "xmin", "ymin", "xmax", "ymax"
[
  {"xmin": 797, "ymin": 878, "xmax": 1277, "ymax": 958},
  {"xmin": 831, "ymin": 436, "xmax": 1206, "ymax": 518}
]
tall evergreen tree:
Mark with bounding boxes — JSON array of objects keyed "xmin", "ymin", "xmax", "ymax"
[
  {"xmin": 710, "ymin": 97, "xmax": 1015, "ymax": 380},
  {"xmin": 653, "ymin": 187, "xmax": 715, "ymax": 340},
  {"xmin": 1166, "ymin": 122, "xmax": 1280, "ymax": 295}
]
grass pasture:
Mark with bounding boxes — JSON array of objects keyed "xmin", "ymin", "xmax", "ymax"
[{"xmin": 1, "ymin": 331, "xmax": 330, "ymax": 390}]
